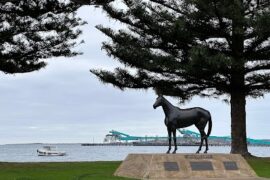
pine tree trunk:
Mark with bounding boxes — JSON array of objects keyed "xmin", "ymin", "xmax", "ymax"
[
  {"xmin": 230, "ymin": 91, "xmax": 250, "ymax": 156},
  {"xmin": 230, "ymin": 0, "xmax": 250, "ymax": 156}
]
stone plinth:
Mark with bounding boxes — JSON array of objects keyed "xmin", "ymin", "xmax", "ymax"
[{"xmin": 114, "ymin": 153, "xmax": 267, "ymax": 180}]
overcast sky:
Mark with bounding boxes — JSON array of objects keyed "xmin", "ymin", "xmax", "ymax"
[{"xmin": 0, "ymin": 5, "xmax": 269, "ymax": 144}]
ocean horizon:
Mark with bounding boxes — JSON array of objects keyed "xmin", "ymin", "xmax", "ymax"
[{"xmin": 0, "ymin": 143, "xmax": 269, "ymax": 163}]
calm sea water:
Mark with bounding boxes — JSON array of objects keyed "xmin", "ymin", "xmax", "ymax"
[{"xmin": 0, "ymin": 144, "xmax": 269, "ymax": 162}]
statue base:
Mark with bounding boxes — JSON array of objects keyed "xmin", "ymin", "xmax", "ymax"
[{"xmin": 114, "ymin": 153, "xmax": 267, "ymax": 180}]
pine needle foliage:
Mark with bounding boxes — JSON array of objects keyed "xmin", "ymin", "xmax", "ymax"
[
  {"xmin": 0, "ymin": 0, "xmax": 86, "ymax": 74},
  {"xmin": 91, "ymin": 0, "xmax": 270, "ymax": 101}
]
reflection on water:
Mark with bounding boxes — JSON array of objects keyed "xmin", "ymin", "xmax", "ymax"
[{"xmin": 0, "ymin": 144, "xmax": 269, "ymax": 162}]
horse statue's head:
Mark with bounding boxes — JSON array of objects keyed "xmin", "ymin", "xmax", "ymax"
[{"xmin": 153, "ymin": 95, "xmax": 164, "ymax": 109}]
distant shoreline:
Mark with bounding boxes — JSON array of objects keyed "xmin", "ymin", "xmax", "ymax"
[
  {"xmin": 81, "ymin": 143, "xmax": 270, "ymax": 147},
  {"xmin": 2, "ymin": 142, "xmax": 270, "ymax": 147}
]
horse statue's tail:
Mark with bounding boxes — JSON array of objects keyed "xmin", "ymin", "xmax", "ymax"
[{"xmin": 207, "ymin": 115, "xmax": 212, "ymax": 137}]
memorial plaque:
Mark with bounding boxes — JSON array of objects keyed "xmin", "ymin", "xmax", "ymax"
[
  {"xmin": 223, "ymin": 161, "xmax": 238, "ymax": 170},
  {"xmin": 185, "ymin": 155, "xmax": 213, "ymax": 159},
  {"xmin": 190, "ymin": 161, "xmax": 213, "ymax": 171},
  {"xmin": 164, "ymin": 162, "xmax": 179, "ymax": 171}
]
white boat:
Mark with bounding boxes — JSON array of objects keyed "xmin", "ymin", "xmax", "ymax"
[{"xmin": 37, "ymin": 146, "xmax": 66, "ymax": 156}]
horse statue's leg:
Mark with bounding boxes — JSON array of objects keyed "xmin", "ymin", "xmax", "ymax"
[
  {"xmin": 195, "ymin": 118, "xmax": 209, "ymax": 154},
  {"xmin": 204, "ymin": 136, "xmax": 209, "ymax": 153},
  {"xmin": 167, "ymin": 128, "xmax": 172, "ymax": 154},
  {"xmin": 199, "ymin": 130, "xmax": 208, "ymax": 153},
  {"xmin": 196, "ymin": 130, "xmax": 204, "ymax": 154},
  {"xmin": 172, "ymin": 129, "xmax": 177, "ymax": 154}
]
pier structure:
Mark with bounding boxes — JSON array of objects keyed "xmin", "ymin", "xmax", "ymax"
[{"xmin": 103, "ymin": 130, "xmax": 270, "ymax": 146}]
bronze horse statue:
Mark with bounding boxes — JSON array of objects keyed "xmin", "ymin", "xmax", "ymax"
[{"xmin": 153, "ymin": 95, "xmax": 212, "ymax": 154}]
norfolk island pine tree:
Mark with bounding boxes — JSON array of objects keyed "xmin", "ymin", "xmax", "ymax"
[{"xmin": 90, "ymin": 0, "xmax": 270, "ymax": 156}]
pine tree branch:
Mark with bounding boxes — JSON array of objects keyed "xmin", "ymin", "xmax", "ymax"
[
  {"xmin": 149, "ymin": 0, "xmax": 188, "ymax": 16},
  {"xmin": 247, "ymin": 72, "xmax": 270, "ymax": 96},
  {"xmin": 91, "ymin": 67, "xmax": 229, "ymax": 100},
  {"xmin": 245, "ymin": 46, "xmax": 270, "ymax": 61},
  {"xmin": 245, "ymin": 63, "xmax": 270, "ymax": 73},
  {"xmin": 72, "ymin": 0, "xmax": 113, "ymax": 5}
]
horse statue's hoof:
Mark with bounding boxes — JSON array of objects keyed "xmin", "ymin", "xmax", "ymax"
[
  {"xmin": 196, "ymin": 151, "xmax": 200, "ymax": 154},
  {"xmin": 172, "ymin": 151, "xmax": 176, "ymax": 154}
]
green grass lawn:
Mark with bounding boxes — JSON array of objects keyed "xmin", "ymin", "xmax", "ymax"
[
  {"xmin": 0, "ymin": 157, "xmax": 269, "ymax": 180},
  {"xmin": 0, "ymin": 161, "xmax": 134, "ymax": 180},
  {"xmin": 247, "ymin": 157, "xmax": 270, "ymax": 178}
]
